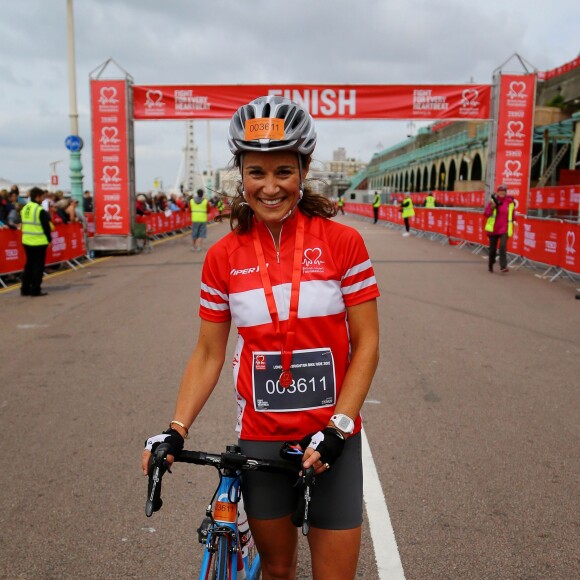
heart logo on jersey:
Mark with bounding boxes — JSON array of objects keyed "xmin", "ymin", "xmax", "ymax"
[
  {"xmin": 303, "ymin": 247, "xmax": 323, "ymax": 266},
  {"xmin": 255, "ymin": 354, "xmax": 266, "ymax": 370}
]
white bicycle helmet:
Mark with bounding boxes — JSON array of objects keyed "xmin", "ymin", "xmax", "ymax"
[{"xmin": 228, "ymin": 95, "xmax": 316, "ymax": 156}]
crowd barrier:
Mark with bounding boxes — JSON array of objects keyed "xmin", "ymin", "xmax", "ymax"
[
  {"xmin": 391, "ymin": 190, "xmax": 485, "ymax": 207},
  {"xmin": 346, "ymin": 203, "xmax": 580, "ymax": 277},
  {"xmin": 85, "ymin": 208, "xmax": 220, "ymax": 238},
  {"xmin": 0, "ymin": 208, "xmax": 223, "ymax": 284},
  {"xmin": 390, "ymin": 185, "xmax": 580, "ymax": 211},
  {"xmin": 0, "ymin": 223, "xmax": 88, "ymax": 280},
  {"xmin": 135, "ymin": 207, "xmax": 219, "ymax": 235}
]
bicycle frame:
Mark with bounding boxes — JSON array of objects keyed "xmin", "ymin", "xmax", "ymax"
[
  {"xmin": 198, "ymin": 471, "xmax": 260, "ymax": 580},
  {"xmin": 146, "ymin": 443, "xmax": 312, "ymax": 580}
]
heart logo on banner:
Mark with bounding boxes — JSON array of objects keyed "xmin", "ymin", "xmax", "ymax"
[
  {"xmin": 509, "ymin": 81, "xmax": 526, "ymax": 97},
  {"xmin": 102, "ymin": 165, "xmax": 120, "ymax": 182},
  {"xmin": 566, "ymin": 231, "xmax": 576, "ymax": 253},
  {"xmin": 506, "ymin": 121, "xmax": 524, "ymax": 137},
  {"xmin": 100, "ymin": 87, "xmax": 117, "ymax": 103},
  {"xmin": 146, "ymin": 90, "xmax": 164, "ymax": 106},
  {"xmin": 303, "ymin": 247, "xmax": 323, "ymax": 266},
  {"xmin": 504, "ymin": 160, "xmax": 522, "ymax": 176},
  {"xmin": 102, "ymin": 126, "xmax": 119, "ymax": 142},
  {"xmin": 462, "ymin": 89, "xmax": 478, "ymax": 104},
  {"xmin": 103, "ymin": 204, "xmax": 122, "ymax": 221}
]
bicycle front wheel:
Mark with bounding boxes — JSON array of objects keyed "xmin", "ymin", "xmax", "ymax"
[{"xmin": 206, "ymin": 535, "xmax": 230, "ymax": 580}]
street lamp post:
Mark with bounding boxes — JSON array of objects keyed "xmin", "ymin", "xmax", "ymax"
[
  {"xmin": 66, "ymin": 0, "xmax": 84, "ymax": 212},
  {"xmin": 49, "ymin": 160, "xmax": 64, "ymax": 192}
]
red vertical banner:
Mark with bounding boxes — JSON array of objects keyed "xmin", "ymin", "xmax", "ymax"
[
  {"xmin": 91, "ymin": 79, "xmax": 131, "ymax": 235},
  {"xmin": 494, "ymin": 74, "xmax": 536, "ymax": 215}
]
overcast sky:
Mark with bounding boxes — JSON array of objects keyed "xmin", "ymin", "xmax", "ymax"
[{"xmin": 0, "ymin": 0, "xmax": 578, "ymax": 192}]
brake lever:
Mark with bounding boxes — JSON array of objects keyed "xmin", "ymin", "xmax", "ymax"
[
  {"xmin": 145, "ymin": 444, "xmax": 171, "ymax": 517},
  {"xmin": 300, "ymin": 467, "xmax": 315, "ymax": 536}
]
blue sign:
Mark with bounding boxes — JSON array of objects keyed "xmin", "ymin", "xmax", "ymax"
[{"xmin": 65, "ymin": 135, "xmax": 84, "ymax": 152}]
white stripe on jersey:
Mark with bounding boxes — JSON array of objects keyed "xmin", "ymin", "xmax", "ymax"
[
  {"xmin": 201, "ymin": 282, "xmax": 229, "ymax": 302},
  {"xmin": 342, "ymin": 259, "xmax": 373, "ymax": 280},
  {"xmin": 200, "ymin": 298, "xmax": 230, "ymax": 311},
  {"xmin": 229, "ymin": 280, "xmax": 345, "ymax": 328},
  {"xmin": 342, "ymin": 276, "xmax": 378, "ymax": 295}
]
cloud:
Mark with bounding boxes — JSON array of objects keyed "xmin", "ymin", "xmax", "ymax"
[{"xmin": 0, "ymin": 0, "xmax": 577, "ymax": 191}]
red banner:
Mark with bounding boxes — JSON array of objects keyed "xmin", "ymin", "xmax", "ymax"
[
  {"xmin": 85, "ymin": 212, "xmax": 96, "ymax": 237},
  {"xmin": 537, "ymin": 56, "xmax": 580, "ymax": 81},
  {"xmin": 0, "ymin": 229, "xmax": 25, "ymax": 274},
  {"xmin": 528, "ymin": 185, "xmax": 580, "ymax": 211},
  {"xmin": 561, "ymin": 222, "xmax": 580, "ymax": 273},
  {"xmin": 0, "ymin": 224, "xmax": 87, "ymax": 276},
  {"xmin": 391, "ymin": 190, "xmax": 486, "ymax": 208},
  {"xmin": 132, "ymin": 84, "xmax": 491, "ymax": 120},
  {"xmin": 493, "ymin": 74, "xmax": 536, "ymax": 214},
  {"xmin": 91, "ymin": 79, "xmax": 131, "ymax": 236}
]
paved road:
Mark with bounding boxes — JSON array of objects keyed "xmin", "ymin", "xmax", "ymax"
[{"xmin": 1, "ymin": 215, "xmax": 578, "ymax": 579}]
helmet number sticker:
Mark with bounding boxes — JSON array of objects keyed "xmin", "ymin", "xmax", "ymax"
[{"xmin": 245, "ymin": 118, "xmax": 285, "ymax": 141}]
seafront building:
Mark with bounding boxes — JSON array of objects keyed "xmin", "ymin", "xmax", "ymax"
[{"xmin": 347, "ymin": 57, "xmax": 580, "ymax": 204}]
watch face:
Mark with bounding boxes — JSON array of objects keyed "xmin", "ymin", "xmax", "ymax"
[{"xmin": 333, "ymin": 414, "xmax": 354, "ymax": 433}]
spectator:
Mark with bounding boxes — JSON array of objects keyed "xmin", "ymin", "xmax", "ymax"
[
  {"xmin": 83, "ymin": 190, "xmax": 94, "ymax": 213},
  {"xmin": 154, "ymin": 193, "xmax": 168, "ymax": 213},
  {"xmin": 42, "ymin": 191, "xmax": 55, "ymax": 212},
  {"xmin": 169, "ymin": 194, "xmax": 181, "ymax": 212},
  {"xmin": 0, "ymin": 190, "xmax": 8, "ymax": 225},
  {"xmin": 55, "ymin": 198, "xmax": 73, "ymax": 224},
  {"xmin": 71, "ymin": 199, "xmax": 86, "ymax": 228},
  {"xmin": 6, "ymin": 197, "xmax": 22, "ymax": 229},
  {"xmin": 136, "ymin": 194, "xmax": 152, "ymax": 216}
]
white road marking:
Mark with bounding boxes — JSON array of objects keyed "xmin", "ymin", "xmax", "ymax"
[
  {"xmin": 362, "ymin": 428, "xmax": 406, "ymax": 579},
  {"xmin": 17, "ymin": 324, "xmax": 49, "ymax": 329}
]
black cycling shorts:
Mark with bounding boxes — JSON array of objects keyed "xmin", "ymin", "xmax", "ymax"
[{"xmin": 238, "ymin": 432, "xmax": 363, "ymax": 530}]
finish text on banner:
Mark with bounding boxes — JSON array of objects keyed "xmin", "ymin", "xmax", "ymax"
[
  {"xmin": 494, "ymin": 74, "xmax": 536, "ymax": 214},
  {"xmin": 91, "ymin": 79, "xmax": 131, "ymax": 236},
  {"xmin": 132, "ymin": 84, "xmax": 491, "ymax": 120}
]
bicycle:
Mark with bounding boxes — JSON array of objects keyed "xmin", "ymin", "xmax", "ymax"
[{"xmin": 146, "ymin": 442, "xmax": 315, "ymax": 579}]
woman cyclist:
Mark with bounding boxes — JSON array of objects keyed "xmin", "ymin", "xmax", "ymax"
[{"xmin": 142, "ymin": 95, "xmax": 380, "ymax": 579}]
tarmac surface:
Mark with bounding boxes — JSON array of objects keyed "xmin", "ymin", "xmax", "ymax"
[{"xmin": 1, "ymin": 213, "xmax": 578, "ymax": 579}]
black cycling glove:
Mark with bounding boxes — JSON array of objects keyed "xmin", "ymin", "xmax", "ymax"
[
  {"xmin": 299, "ymin": 427, "xmax": 345, "ymax": 466},
  {"xmin": 144, "ymin": 428, "xmax": 184, "ymax": 457}
]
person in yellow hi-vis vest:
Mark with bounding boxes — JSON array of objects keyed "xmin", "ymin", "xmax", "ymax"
[
  {"xmin": 337, "ymin": 196, "xmax": 345, "ymax": 215},
  {"xmin": 20, "ymin": 187, "xmax": 53, "ymax": 296},
  {"xmin": 424, "ymin": 192, "xmax": 436, "ymax": 208},
  {"xmin": 372, "ymin": 191, "xmax": 381, "ymax": 224},
  {"xmin": 190, "ymin": 189, "xmax": 209, "ymax": 252},
  {"xmin": 483, "ymin": 184, "xmax": 516, "ymax": 273},
  {"xmin": 399, "ymin": 192, "xmax": 415, "ymax": 236}
]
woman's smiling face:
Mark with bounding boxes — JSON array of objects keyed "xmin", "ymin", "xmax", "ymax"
[{"xmin": 242, "ymin": 151, "xmax": 306, "ymax": 235}]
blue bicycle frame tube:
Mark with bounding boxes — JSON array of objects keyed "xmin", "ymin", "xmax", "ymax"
[{"xmin": 198, "ymin": 473, "xmax": 246, "ymax": 579}]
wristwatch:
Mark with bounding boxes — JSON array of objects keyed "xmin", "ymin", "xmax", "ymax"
[{"xmin": 330, "ymin": 414, "xmax": 355, "ymax": 435}]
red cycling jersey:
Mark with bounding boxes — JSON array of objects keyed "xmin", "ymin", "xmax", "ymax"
[{"xmin": 199, "ymin": 212, "xmax": 380, "ymax": 440}]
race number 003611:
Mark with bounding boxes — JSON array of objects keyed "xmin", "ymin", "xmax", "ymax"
[
  {"xmin": 253, "ymin": 348, "xmax": 336, "ymax": 412},
  {"xmin": 265, "ymin": 375, "xmax": 328, "ymax": 395}
]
